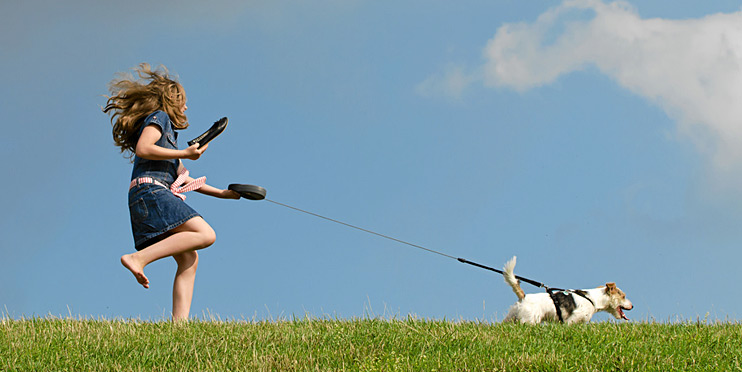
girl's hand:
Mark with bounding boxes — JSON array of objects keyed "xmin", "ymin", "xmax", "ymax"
[
  {"xmin": 221, "ymin": 189, "xmax": 241, "ymax": 199},
  {"xmin": 194, "ymin": 185, "xmax": 241, "ymax": 199},
  {"xmin": 182, "ymin": 143, "xmax": 208, "ymax": 160}
]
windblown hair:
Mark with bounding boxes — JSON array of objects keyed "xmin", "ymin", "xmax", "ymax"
[{"xmin": 103, "ymin": 63, "xmax": 188, "ymax": 157}]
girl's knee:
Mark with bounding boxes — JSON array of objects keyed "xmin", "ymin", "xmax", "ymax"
[
  {"xmin": 174, "ymin": 250, "xmax": 199, "ymax": 268},
  {"xmin": 200, "ymin": 226, "xmax": 216, "ymax": 248}
]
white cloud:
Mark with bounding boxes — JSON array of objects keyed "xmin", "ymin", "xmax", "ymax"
[
  {"xmin": 427, "ymin": 0, "xmax": 742, "ymax": 178},
  {"xmin": 416, "ymin": 64, "xmax": 477, "ymax": 100}
]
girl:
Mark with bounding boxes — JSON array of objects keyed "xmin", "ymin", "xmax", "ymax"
[{"xmin": 104, "ymin": 63, "xmax": 239, "ymax": 321}]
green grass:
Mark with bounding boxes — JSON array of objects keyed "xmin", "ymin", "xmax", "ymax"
[{"xmin": 1, "ymin": 316, "xmax": 741, "ymax": 371}]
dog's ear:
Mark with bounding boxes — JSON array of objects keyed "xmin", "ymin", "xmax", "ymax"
[{"xmin": 605, "ymin": 282, "xmax": 617, "ymax": 294}]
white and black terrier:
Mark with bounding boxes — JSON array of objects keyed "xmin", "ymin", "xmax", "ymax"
[{"xmin": 502, "ymin": 256, "xmax": 633, "ymax": 324}]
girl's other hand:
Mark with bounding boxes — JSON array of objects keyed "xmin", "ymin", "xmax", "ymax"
[
  {"xmin": 183, "ymin": 143, "xmax": 208, "ymax": 160},
  {"xmin": 221, "ymin": 189, "xmax": 241, "ymax": 199}
]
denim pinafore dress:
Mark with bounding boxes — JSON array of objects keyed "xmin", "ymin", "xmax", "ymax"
[{"xmin": 128, "ymin": 111, "xmax": 201, "ymax": 250}]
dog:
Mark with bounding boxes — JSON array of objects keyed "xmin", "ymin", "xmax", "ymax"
[{"xmin": 502, "ymin": 256, "xmax": 632, "ymax": 324}]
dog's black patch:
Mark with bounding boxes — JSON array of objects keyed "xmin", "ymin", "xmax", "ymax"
[{"xmin": 552, "ymin": 291, "xmax": 577, "ymax": 318}]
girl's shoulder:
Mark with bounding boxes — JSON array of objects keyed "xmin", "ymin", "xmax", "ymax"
[
  {"xmin": 142, "ymin": 110, "xmax": 173, "ymax": 132},
  {"xmin": 144, "ymin": 110, "xmax": 171, "ymax": 126}
]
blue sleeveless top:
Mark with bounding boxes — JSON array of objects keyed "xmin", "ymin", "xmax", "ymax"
[{"xmin": 130, "ymin": 110, "xmax": 180, "ymax": 185}]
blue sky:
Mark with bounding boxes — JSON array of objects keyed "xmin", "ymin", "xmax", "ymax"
[{"xmin": 3, "ymin": 0, "xmax": 742, "ymax": 322}]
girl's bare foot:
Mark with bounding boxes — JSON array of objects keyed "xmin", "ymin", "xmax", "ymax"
[{"xmin": 121, "ymin": 254, "xmax": 150, "ymax": 288}]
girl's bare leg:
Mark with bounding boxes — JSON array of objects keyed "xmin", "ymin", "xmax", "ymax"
[
  {"xmin": 172, "ymin": 251, "xmax": 199, "ymax": 321},
  {"xmin": 121, "ymin": 217, "xmax": 215, "ymax": 289}
]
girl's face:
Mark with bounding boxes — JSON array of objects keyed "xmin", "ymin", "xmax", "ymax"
[{"xmin": 176, "ymin": 83, "xmax": 188, "ymax": 114}]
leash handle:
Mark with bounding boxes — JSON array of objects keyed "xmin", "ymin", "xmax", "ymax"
[{"xmin": 456, "ymin": 258, "xmax": 546, "ymax": 288}]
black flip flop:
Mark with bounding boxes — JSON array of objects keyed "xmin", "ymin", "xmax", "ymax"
[
  {"xmin": 188, "ymin": 117, "xmax": 228, "ymax": 148},
  {"xmin": 228, "ymin": 184, "xmax": 267, "ymax": 200}
]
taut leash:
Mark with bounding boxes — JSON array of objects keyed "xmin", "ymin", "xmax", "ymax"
[{"xmin": 264, "ymin": 198, "xmax": 587, "ymax": 321}]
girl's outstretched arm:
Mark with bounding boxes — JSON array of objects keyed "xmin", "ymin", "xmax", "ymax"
[
  {"xmin": 136, "ymin": 125, "xmax": 207, "ymax": 161},
  {"xmin": 195, "ymin": 184, "xmax": 240, "ymax": 199}
]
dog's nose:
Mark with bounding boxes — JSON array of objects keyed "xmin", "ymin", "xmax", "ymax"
[{"xmin": 624, "ymin": 302, "xmax": 633, "ymax": 310}]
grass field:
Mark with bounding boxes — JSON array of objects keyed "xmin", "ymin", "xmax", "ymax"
[{"xmin": 1, "ymin": 316, "xmax": 740, "ymax": 371}]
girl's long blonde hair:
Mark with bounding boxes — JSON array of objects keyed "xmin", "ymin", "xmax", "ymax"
[{"xmin": 104, "ymin": 63, "xmax": 188, "ymax": 157}]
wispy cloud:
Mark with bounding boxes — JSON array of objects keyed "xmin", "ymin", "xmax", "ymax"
[
  {"xmin": 416, "ymin": 64, "xmax": 478, "ymax": 101},
  {"xmin": 424, "ymin": 0, "xmax": 742, "ymax": 178}
]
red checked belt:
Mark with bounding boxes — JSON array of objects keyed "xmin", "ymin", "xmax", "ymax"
[{"xmin": 129, "ymin": 167, "xmax": 206, "ymax": 201}]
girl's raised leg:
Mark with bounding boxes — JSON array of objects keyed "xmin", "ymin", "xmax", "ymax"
[{"xmin": 121, "ymin": 216, "xmax": 215, "ymax": 289}]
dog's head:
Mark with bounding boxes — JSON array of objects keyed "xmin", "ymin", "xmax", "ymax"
[{"xmin": 603, "ymin": 282, "xmax": 633, "ymax": 320}]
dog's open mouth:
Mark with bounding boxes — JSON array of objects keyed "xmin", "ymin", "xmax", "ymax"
[{"xmin": 618, "ymin": 306, "xmax": 630, "ymax": 320}]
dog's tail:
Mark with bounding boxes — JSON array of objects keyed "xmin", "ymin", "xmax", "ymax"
[{"xmin": 503, "ymin": 256, "xmax": 525, "ymax": 300}]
